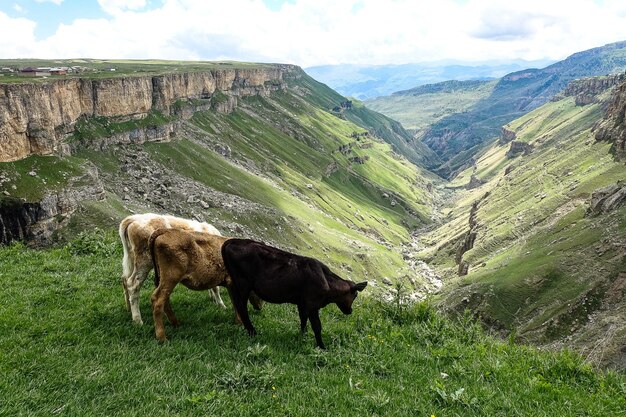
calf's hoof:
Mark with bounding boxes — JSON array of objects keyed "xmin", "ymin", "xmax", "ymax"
[
  {"xmin": 132, "ymin": 318, "xmax": 144, "ymax": 325},
  {"xmin": 247, "ymin": 328, "xmax": 257, "ymax": 337}
]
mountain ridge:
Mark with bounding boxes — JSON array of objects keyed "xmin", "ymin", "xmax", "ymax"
[{"xmin": 305, "ymin": 59, "xmax": 553, "ymax": 100}]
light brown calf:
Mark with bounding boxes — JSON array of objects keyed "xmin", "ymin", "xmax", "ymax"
[
  {"xmin": 148, "ymin": 228, "xmax": 232, "ymax": 341},
  {"xmin": 119, "ymin": 213, "xmax": 226, "ymax": 325}
]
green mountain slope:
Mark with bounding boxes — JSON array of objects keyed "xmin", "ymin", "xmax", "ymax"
[
  {"xmin": 288, "ymin": 74, "xmax": 442, "ymax": 169},
  {"xmin": 419, "ymin": 80, "xmax": 626, "ymax": 369},
  {"xmin": 365, "ymin": 80, "xmax": 497, "ymax": 131}
]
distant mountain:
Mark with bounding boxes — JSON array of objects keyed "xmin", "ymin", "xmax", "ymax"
[
  {"xmin": 305, "ymin": 60, "xmax": 554, "ymax": 100},
  {"xmin": 366, "ymin": 79, "xmax": 497, "ymax": 131},
  {"xmin": 417, "ymin": 40, "xmax": 626, "ymax": 177}
]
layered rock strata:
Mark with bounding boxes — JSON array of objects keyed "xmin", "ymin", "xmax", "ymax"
[
  {"xmin": 594, "ymin": 78, "xmax": 626, "ymax": 159},
  {"xmin": 0, "ymin": 66, "xmax": 297, "ymax": 162}
]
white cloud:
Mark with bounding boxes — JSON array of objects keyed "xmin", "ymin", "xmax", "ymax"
[
  {"xmin": 13, "ymin": 4, "xmax": 25, "ymax": 13},
  {"xmin": 97, "ymin": 0, "xmax": 147, "ymax": 15},
  {"xmin": 2, "ymin": 0, "xmax": 626, "ymax": 66},
  {"xmin": 0, "ymin": 12, "xmax": 38, "ymax": 57},
  {"xmin": 34, "ymin": 0, "xmax": 64, "ymax": 5}
]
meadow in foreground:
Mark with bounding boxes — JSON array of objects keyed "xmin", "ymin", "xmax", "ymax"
[{"xmin": 0, "ymin": 231, "xmax": 624, "ymax": 416}]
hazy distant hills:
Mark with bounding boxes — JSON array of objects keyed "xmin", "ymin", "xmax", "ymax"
[
  {"xmin": 366, "ymin": 79, "xmax": 497, "ymax": 131},
  {"xmin": 305, "ymin": 60, "xmax": 554, "ymax": 100}
]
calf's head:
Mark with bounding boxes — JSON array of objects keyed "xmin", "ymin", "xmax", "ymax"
[{"xmin": 335, "ymin": 281, "xmax": 367, "ymax": 314}]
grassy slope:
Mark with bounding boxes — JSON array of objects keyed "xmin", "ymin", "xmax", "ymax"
[
  {"xmin": 420, "ymin": 93, "xmax": 626, "ymax": 365},
  {"xmin": 290, "ymin": 73, "xmax": 442, "ymax": 169},
  {"xmin": 365, "ymin": 80, "xmax": 497, "ymax": 131},
  {"xmin": 152, "ymin": 87, "xmax": 428, "ymax": 283},
  {"xmin": 1, "ymin": 239, "xmax": 624, "ymax": 416},
  {"xmin": 0, "ymin": 155, "xmax": 86, "ymax": 201}
]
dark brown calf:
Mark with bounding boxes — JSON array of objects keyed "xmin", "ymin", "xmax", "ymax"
[{"xmin": 221, "ymin": 239, "xmax": 367, "ymax": 349}]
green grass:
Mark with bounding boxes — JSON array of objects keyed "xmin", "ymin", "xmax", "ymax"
[
  {"xmin": 0, "ymin": 155, "xmax": 86, "ymax": 201},
  {"xmin": 1, "ymin": 238, "xmax": 624, "ymax": 416},
  {"xmin": 0, "ymin": 59, "xmax": 277, "ymax": 84},
  {"xmin": 366, "ymin": 80, "xmax": 497, "ymax": 131},
  {"xmin": 68, "ymin": 110, "xmax": 174, "ymax": 144}
]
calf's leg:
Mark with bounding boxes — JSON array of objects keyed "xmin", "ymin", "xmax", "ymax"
[
  {"xmin": 127, "ymin": 260, "xmax": 152, "ymax": 325},
  {"xmin": 308, "ymin": 309, "xmax": 325, "ymax": 349},
  {"xmin": 209, "ymin": 287, "xmax": 227, "ymax": 309},
  {"xmin": 164, "ymin": 299, "xmax": 179, "ymax": 327},
  {"xmin": 297, "ymin": 303, "xmax": 308, "ymax": 333},
  {"xmin": 151, "ymin": 281, "xmax": 176, "ymax": 342},
  {"xmin": 121, "ymin": 277, "xmax": 131, "ymax": 311},
  {"xmin": 250, "ymin": 292, "xmax": 264, "ymax": 311},
  {"xmin": 227, "ymin": 286, "xmax": 256, "ymax": 336}
]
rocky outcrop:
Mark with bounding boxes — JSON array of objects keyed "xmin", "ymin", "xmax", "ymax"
[
  {"xmin": 499, "ymin": 127, "xmax": 517, "ymax": 145},
  {"xmin": 467, "ymin": 173, "xmax": 484, "ymax": 190},
  {"xmin": 456, "ymin": 192, "xmax": 490, "ymax": 276},
  {"xmin": 586, "ymin": 182, "xmax": 626, "ymax": 216},
  {"xmin": 594, "ymin": 78, "xmax": 626, "ymax": 159},
  {"xmin": 0, "ymin": 164, "xmax": 105, "ymax": 245},
  {"xmin": 506, "ymin": 141, "xmax": 533, "ymax": 158},
  {"xmin": 68, "ymin": 120, "xmax": 182, "ymax": 153},
  {"xmin": 553, "ymin": 74, "xmax": 625, "ymax": 106},
  {"xmin": 349, "ymin": 155, "xmax": 369, "ymax": 164},
  {"xmin": 0, "ymin": 65, "xmax": 298, "ymax": 162}
]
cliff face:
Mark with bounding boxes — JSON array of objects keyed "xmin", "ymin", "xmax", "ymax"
[
  {"xmin": 0, "ymin": 163, "xmax": 105, "ymax": 245},
  {"xmin": 498, "ymin": 127, "xmax": 516, "ymax": 145},
  {"xmin": 553, "ymin": 73, "xmax": 625, "ymax": 106},
  {"xmin": 594, "ymin": 78, "xmax": 626, "ymax": 159},
  {"xmin": 0, "ymin": 65, "xmax": 297, "ymax": 162}
]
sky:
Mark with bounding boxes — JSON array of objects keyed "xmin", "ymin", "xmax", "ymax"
[{"xmin": 1, "ymin": 0, "xmax": 626, "ymax": 67}]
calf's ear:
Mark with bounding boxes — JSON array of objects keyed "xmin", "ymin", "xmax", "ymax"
[{"xmin": 353, "ymin": 281, "xmax": 368, "ymax": 292}]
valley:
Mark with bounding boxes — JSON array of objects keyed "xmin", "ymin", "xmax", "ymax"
[
  {"xmin": 4, "ymin": 1, "xmax": 626, "ymax": 414},
  {"xmin": 1, "ymin": 49, "xmax": 626, "ymax": 379}
]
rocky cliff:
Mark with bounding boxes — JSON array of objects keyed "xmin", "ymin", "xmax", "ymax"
[
  {"xmin": 553, "ymin": 73, "xmax": 625, "ymax": 106},
  {"xmin": 594, "ymin": 77, "xmax": 626, "ymax": 159},
  {"xmin": 0, "ymin": 65, "xmax": 297, "ymax": 162},
  {"xmin": 498, "ymin": 127, "xmax": 517, "ymax": 145},
  {"xmin": 0, "ymin": 163, "xmax": 105, "ymax": 245}
]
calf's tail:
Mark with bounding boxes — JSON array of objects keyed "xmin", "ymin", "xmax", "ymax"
[
  {"xmin": 119, "ymin": 218, "xmax": 133, "ymax": 280},
  {"xmin": 148, "ymin": 228, "xmax": 169, "ymax": 288}
]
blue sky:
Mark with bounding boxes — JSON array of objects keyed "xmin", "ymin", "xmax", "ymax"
[
  {"xmin": 5, "ymin": 0, "xmax": 106, "ymax": 38},
  {"xmin": 1, "ymin": 0, "xmax": 626, "ymax": 66},
  {"xmin": 3, "ymin": 0, "xmax": 298, "ymax": 38}
]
